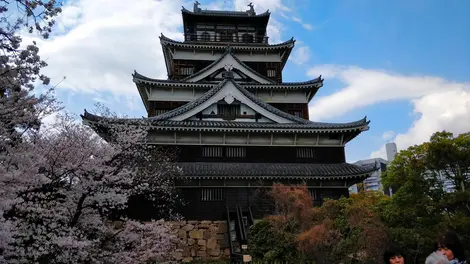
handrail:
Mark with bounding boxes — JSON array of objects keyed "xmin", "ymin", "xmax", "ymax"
[
  {"xmin": 225, "ymin": 205, "xmax": 234, "ymax": 258},
  {"xmin": 184, "ymin": 33, "xmax": 269, "ymax": 44},
  {"xmin": 248, "ymin": 205, "xmax": 254, "ymax": 226},
  {"xmin": 236, "ymin": 205, "xmax": 247, "ymax": 242},
  {"xmin": 227, "ymin": 205, "xmax": 244, "ymax": 263}
]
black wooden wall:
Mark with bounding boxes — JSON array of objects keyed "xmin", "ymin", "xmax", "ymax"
[
  {"xmin": 160, "ymin": 145, "xmax": 346, "ymax": 163},
  {"xmin": 175, "ymin": 186, "xmax": 350, "ymax": 220}
]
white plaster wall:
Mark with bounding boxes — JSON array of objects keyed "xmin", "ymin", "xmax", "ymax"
[
  {"xmin": 172, "ymin": 49, "xmax": 282, "ymax": 62},
  {"xmin": 184, "ymin": 54, "xmax": 271, "ymax": 83},
  {"xmin": 255, "ymin": 90, "xmax": 307, "ymax": 104},
  {"xmin": 169, "ymin": 81, "xmax": 294, "ymax": 123},
  {"xmin": 149, "ymin": 88, "xmax": 206, "ymax": 101}
]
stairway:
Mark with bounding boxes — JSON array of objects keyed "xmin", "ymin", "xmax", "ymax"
[{"xmin": 226, "ymin": 205, "xmax": 254, "ymax": 263}]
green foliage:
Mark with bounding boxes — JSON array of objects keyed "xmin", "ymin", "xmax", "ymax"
[
  {"xmin": 381, "ymin": 130, "xmax": 470, "ymax": 263},
  {"xmin": 249, "ymin": 218, "xmax": 301, "ymax": 263},
  {"xmin": 249, "ymin": 131, "xmax": 470, "ymax": 264}
]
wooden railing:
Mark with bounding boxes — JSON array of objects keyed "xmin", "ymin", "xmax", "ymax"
[{"xmin": 184, "ymin": 33, "xmax": 269, "ymax": 44}]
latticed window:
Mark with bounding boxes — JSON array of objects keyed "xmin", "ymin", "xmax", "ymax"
[
  {"xmin": 217, "ymin": 104, "xmax": 240, "ymax": 116},
  {"xmin": 226, "ymin": 147, "xmax": 246, "ymax": 158},
  {"xmin": 202, "ymin": 147, "xmax": 223, "ymax": 157},
  {"xmin": 267, "ymin": 69, "xmax": 276, "ymax": 77},
  {"xmin": 201, "ymin": 188, "xmax": 224, "ymax": 202},
  {"xmin": 241, "ymin": 33, "xmax": 254, "ymax": 43},
  {"xmin": 154, "ymin": 109, "xmax": 169, "ymax": 116},
  {"xmin": 309, "ymin": 189, "xmax": 318, "ymax": 200},
  {"xmin": 180, "ymin": 67, "xmax": 194, "ymax": 75},
  {"xmin": 200, "ymin": 31, "xmax": 210, "ymax": 41},
  {"xmin": 219, "ymin": 31, "xmax": 233, "ymax": 42},
  {"xmin": 297, "ymin": 148, "xmax": 315, "ymax": 158}
]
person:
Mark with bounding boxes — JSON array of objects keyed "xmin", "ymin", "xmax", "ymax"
[
  {"xmin": 383, "ymin": 245, "xmax": 406, "ymax": 264},
  {"xmin": 434, "ymin": 231, "xmax": 467, "ymax": 264}
]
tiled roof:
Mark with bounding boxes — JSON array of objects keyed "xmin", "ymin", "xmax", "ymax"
[
  {"xmin": 176, "ymin": 162, "xmax": 375, "ymax": 179},
  {"xmin": 132, "ymin": 71, "xmax": 323, "ymax": 92},
  {"xmin": 147, "ymin": 78, "xmax": 310, "ymax": 123},
  {"xmin": 159, "ymin": 34, "xmax": 295, "ymax": 49},
  {"xmin": 80, "ymin": 110, "xmax": 370, "ymax": 132}
]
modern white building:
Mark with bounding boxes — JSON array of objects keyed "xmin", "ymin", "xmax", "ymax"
[{"xmin": 349, "ymin": 142, "xmax": 398, "ymax": 195}]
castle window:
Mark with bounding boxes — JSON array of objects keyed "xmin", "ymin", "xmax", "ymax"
[
  {"xmin": 219, "ymin": 31, "xmax": 233, "ymax": 42},
  {"xmin": 297, "ymin": 148, "xmax": 315, "ymax": 158},
  {"xmin": 180, "ymin": 67, "xmax": 194, "ymax": 75},
  {"xmin": 202, "ymin": 147, "xmax": 223, "ymax": 157},
  {"xmin": 267, "ymin": 69, "xmax": 276, "ymax": 78},
  {"xmin": 217, "ymin": 104, "xmax": 240, "ymax": 117},
  {"xmin": 200, "ymin": 31, "xmax": 210, "ymax": 41},
  {"xmin": 226, "ymin": 147, "xmax": 246, "ymax": 158},
  {"xmin": 290, "ymin": 111, "xmax": 302, "ymax": 117},
  {"xmin": 201, "ymin": 188, "xmax": 224, "ymax": 202},
  {"xmin": 309, "ymin": 189, "xmax": 317, "ymax": 200},
  {"xmin": 155, "ymin": 109, "xmax": 169, "ymax": 116},
  {"xmin": 242, "ymin": 33, "xmax": 254, "ymax": 43}
]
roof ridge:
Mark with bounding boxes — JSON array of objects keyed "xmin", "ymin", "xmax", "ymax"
[
  {"xmin": 132, "ymin": 70, "xmax": 322, "ymax": 87},
  {"xmin": 159, "ymin": 33, "xmax": 295, "ymax": 48},
  {"xmin": 181, "ymin": 6, "xmax": 271, "ymax": 17}
]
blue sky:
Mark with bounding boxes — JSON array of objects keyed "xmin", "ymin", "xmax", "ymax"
[{"xmin": 34, "ymin": 0, "xmax": 470, "ymax": 162}]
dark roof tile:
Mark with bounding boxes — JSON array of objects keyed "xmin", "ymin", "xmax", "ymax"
[{"xmin": 177, "ymin": 162, "xmax": 375, "ymax": 179}]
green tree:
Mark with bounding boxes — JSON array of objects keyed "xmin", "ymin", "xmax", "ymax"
[{"xmin": 381, "ymin": 131, "xmax": 470, "ymax": 263}]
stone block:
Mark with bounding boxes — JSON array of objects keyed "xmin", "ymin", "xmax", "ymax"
[
  {"xmin": 217, "ymin": 223, "xmax": 227, "ymax": 233},
  {"xmin": 210, "ymin": 225, "xmax": 219, "ymax": 233},
  {"xmin": 197, "ymin": 250, "xmax": 207, "ymax": 257},
  {"xmin": 178, "ymin": 229, "xmax": 187, "ymax": 239},
  {"xmin": 201, "ymin": 220, "xmax": 212, "ymax": 224},
  {"xmin": 206, "ymin": 238, "xmax": 218, "ymax": 250},
  {"xmin": 199, "ymin": 223, "xmax": 211, "ymax": 229},
  {"xmin": 224, "ymin": 248, "xmax": 230, "ymax": 257},
  {"xmin": 215, "ymin": 234, "xmax": 225, "ymax": 240},
  {"xmin": 208, "ymin": 249, "xmax": 221, "ymax": 257},
  {"xmin": 182, "ymin": 257, "xmax": 193, "ymax": 263},
  {"xmin": 188, "ymin": 238, "xmax": 196, "ymax": 246},
  {"xmin": 191, "ymin": 248, "xmax": 197, "ymax": 257},
  {"xmin": 188, "ymin": 220, "xmax": 198, "ymax": 225},
  {"xmin": 189, "ymin": 229, "xmax": 203, "ymax": 239},
  {"xmin": 203, "ymin": 229, "xmax": 212, "ymax": 239},
  {"xmin": 197, "ymin": 239, "xmax": 206, "ymax": 246},
  {"xmin": 182, "ymin": 224, "xmax": 194, "ymax": 231}
]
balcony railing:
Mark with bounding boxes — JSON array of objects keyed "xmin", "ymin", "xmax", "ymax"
[{"xmin": 184, "ymin": 33, "xmax": 269, "ymax": 44}]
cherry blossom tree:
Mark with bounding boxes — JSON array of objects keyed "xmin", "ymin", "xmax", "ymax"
[
  {"xmin": 1, "ymin": 2, "xmax": 180, "ymax": 262},
  {"xmin": 1, "ymin": 111, "xmax": 181, "ymax": 263}
]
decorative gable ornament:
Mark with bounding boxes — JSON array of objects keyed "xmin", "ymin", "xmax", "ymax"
[
  {"xmin": 224, "ymin": 94, "xmax": 235, "ymax": 105},
  {"xmin": 222, "ymin": 64, "xmax": 235, "ymax": 79}
]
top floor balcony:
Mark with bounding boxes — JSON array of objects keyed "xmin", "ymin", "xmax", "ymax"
[{"xmin": 184, "ymin": 32, "xmax": 269, "ymax": 44}]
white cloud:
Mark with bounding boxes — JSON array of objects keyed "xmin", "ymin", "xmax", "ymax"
[
  {"xmin": 301, "ymin": 23, "xmax": 314, "ymax": 30},
  {"xmin": 22, "ymin": 0, "xmax": 185, "ymax": 98},
  {"xmin": 381, "ymin": 130, "xmax": 395, "ymax": 141},
  {"xmin": 306, "ymin": 65, "xmax": 470, "ymax": 159},
  {"xmin": 290, "ymin": 46, "xmax": 310, "ymax": 65}
]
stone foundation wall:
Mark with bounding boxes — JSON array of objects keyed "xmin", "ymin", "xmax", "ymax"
[{"xmin": 167, "ymin": 220, "xmax": 230, "ymax": 263}]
